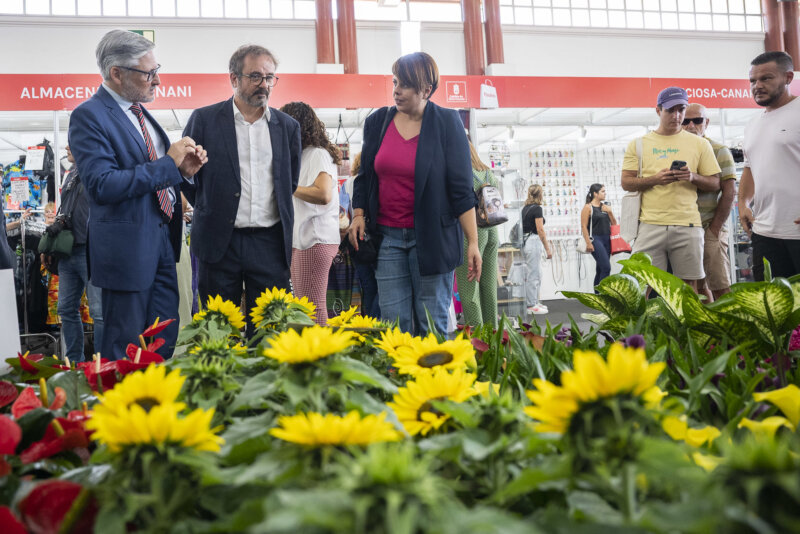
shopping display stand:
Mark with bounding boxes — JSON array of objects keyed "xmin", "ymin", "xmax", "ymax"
[{"xmin": 16, "ymin": 215, "xmax": 59, "ymax": 356}]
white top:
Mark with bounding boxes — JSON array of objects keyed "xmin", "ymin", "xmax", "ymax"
[
  {"xmin": 103, "ymin": 83, "xmax": 174, "ymax": 204},
  {"xmin": 232, "ymin": 100, "xmax": 279, "ymax": 228},
  {"xmin": 743, "ymin": 96, "xmax": 800, "ymax": 240},
  {"xmin": 292, "ymin": 147, "xmax": 340, "ymax": 250}
]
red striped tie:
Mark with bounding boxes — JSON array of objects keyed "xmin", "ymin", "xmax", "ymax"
[{"xmin": 129, "ymin": 103, "xmax": 173, "ymax": 220}]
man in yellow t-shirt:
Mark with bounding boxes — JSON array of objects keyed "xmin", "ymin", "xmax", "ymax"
[{"xmin": 621, "ymin": 87, "xmax": 721, "ymax": 292}]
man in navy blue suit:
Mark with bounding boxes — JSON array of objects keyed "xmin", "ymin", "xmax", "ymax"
[
  {"xmin": 68, "ymin": 30, "xmax": 207, "ymax": 359},
  {"xmin": 183, "ymin": 45, "xmax": 300, "ymax": 335}
]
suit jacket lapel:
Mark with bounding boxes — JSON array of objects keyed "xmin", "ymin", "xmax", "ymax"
[
  {"xmin": 268, "ymin": 108, "xmax": 283, "ymax": 177},
  {"xmin": 219, "ymin": 98, "xmax": 241, "ymax": 183},
  {"xmin": 97, "ymin": 86, "xmax": 149, "ymax": 162},
  {"xmin": 414, "ymin": 103, "xmax": 435, "ymax": 202}
]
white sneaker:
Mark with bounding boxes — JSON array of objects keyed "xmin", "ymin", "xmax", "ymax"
[{"xmin": 528, "ymin": 305, "xmax": 548, "ymax": 315}]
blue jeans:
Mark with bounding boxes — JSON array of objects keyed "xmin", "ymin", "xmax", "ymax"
[
  {"xmin": 591, "ymin": 234, "xmax": 612, "ymax": 287},
  {"xmin": 57, "ymin": 245, "xmax": 103, "ymax": 362},
  {"xmin": 376, "ymin": 225, "xmax": 453, "ymax": 336},
  {"xmin": 354, "ymin": 261, "xmax": 380, "ymax": 319}
]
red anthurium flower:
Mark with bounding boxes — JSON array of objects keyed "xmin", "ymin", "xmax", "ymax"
[
  {"xmin": 520, "ymin": 331, "xmax": 546, "ymax": 351},
  {"xmin": 20, "ymin": 418, "xmax": 90, "ymax": 464},
  {"xmin": 146, "ymin": 337, "xmax": 166, "ymax": 353},
  {"xmin": 77, "ymin": 359, "xmax": 120, "ymax": 391},
  {"xmin": 11, "ymin": 387, "xmax": 41, "ymax": 419},
  {"xmin": 18, "ymin": 353, "xmax": 45, "ymax": 373},
  {"xmin": 470, "ymin": 338, "xmax": 490, "ymax": 353},
  {"xmin": 119, "ymin": 345, "xmax": 165, "ymax": 375},
  {"xmin": 501, "ymin": 330, "xmax": 510, "ymax": 345},
  {"xmin": 0, "ymin": 415, "xmax": 22, "ymax": 454},
  {"xmin": 67, "ymin": 409, "xmax": 91, "ymax": 425},
  {"xmin": 19, "ymin": 480, "xmax": 98, "ymax": 534},
  {"xmin": 141, "ymin": 318, "xmax": 175, "ymax": 338},
  {"xmin": 0, "ymin": 506, "xmax": 27, "ymax": 534},
  {"xmin": 0, "ymin": 381, "xmax": 18, "ymax": 408}
]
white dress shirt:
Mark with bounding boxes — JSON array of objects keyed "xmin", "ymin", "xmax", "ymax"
[
  {"xmin": 102, "ymin": 83, "xmax": 174, "ymax": 205},
  {"xmin": 233, "ymin": 100, "xmax": 279, "ymax": 228}
]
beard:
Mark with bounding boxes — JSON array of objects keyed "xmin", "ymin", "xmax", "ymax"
[
  {"xmin": 238, "ymin": 87, "xmax": 269, "ymax": 108},
  {"xmin": 754, "ymin": 87, "xmax": 784, "ymax": 107}
]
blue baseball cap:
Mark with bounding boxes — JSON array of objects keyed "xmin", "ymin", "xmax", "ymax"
[{"xmin": 657, "ymin": 87, "xmax": 688, "ymax": 109}]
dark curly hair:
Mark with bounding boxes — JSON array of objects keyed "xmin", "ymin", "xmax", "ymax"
[{"xmin": 279, "ymin": 101, "xmax": 341, "ymax": 165}]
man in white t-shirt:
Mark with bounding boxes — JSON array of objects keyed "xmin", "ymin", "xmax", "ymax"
[{"xmin": 739, "ymin": 51, "xmax": 800, "ymax": 280}]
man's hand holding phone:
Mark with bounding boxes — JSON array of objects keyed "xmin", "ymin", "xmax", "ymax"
[{"xmin": 670, "ymin": 160, "xmax": 693, "ymax": 182}]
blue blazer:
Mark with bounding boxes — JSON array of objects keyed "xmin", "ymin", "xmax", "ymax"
[
  {"xmin": 68, "ymin": 86, "xmax": 184, "ymax": 292},
  {"xmin": 182, "ymin": 99, "xmax": 301, "ymax": 266},
  {"xmin": 352, "ymin": 103, "xmax": 476, "ymax": 276}
]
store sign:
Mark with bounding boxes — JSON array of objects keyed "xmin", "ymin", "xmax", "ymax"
[
  {"xmin": 25, "ymin": 145, "xmax": 45, "ymax": 171},
  {"xmin": 445, "ymin": 81, "xmax": 468, "ymax": 104},
  {"xmin": 10, "ymin": 175, "xmax": 29, "ymax": 204},
  {"xmin": 0, "ymin": 74, "xmax": 796, "ymax": 110}
]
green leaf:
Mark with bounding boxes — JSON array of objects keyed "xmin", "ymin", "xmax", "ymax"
[
  {"xmin": 15, "ymin": 407, "xmax": 55, "ymax": 453},
  {"xmin": 732, "ymin": 278, "xmax": 794, "ymax": 336},
  {"xmin": 560, "ymin": 290, "xmax": 626, "ymax": 318},
  {"xmin": 47, "ymin": 371, "xmax": 95, "ymax": 411},
  {"xmin": 329, "ymin": 357, "xmax": 398, "ymax": 394},
  {"xmin": 491, "ymin": 459, "xmax": 571, "ymax": 504},
  {"xmin": 581, "ymin": 312, "xmax": 610, "ymax": 326},
  {"xmin": 567, "ymin": 491, "xmax": 623, "ymax": 525},
  {"xmin": 595, "ymin": 273, "xmax": 645, "ymax": 315},
  {"xmin": 619, "ymin": 257, "xmax": 688, "ymax": 319},
  {"xmin": 231, "ymin": 370, "xmax": 281, "ymax": 411}
]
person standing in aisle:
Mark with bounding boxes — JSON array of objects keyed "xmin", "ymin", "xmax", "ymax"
[
  {"xmin": 348, "ymin": 153, "xmax": 380, "ymax": 319},
  {"xmin": 621, "ymin": 87, "xmax": 721, "ymax": 292},
  {"xmin": 279, "ymin": 101, "xmax": 340, "ymax": 325},
  {"xmin": 55, "ymin": 146, "xmax": 103, "ymax": 362},
  {"xmin": 182, "ymin": 45, "xmax": 301, "ymax": 336},
  {"xmin": 521, "ymin": 184, "xmax": 552, "ymax": 315},
  {"xmin": 580, "ymin": 183, "xmax": 616, "ymax": 288},
  {"xmin": 348, "ymin": 52, "xmax": 481, "ymax": 335},
  {"xmin": 68, "ymin": 30, "xmax": 207, "ymax": 360},
  {"xmin": 682, "ymin": 103, "xmax": 737, "ymax": 300},
  {"xmin": 455, "ymin": 142, "xmax": 499, "ymax": 327},
  {"xmin": 739, "ymin": 51, "xmax": 800, "ymax": 280}
]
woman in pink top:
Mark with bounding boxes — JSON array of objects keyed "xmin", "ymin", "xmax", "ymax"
[{"xmin": 348, "ymin": 52, "xmax": 481, "ymax": 335}]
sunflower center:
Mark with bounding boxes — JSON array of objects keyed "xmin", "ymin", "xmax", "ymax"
[
  {"xmin": 134, "ymin": 397, "xmax": 161, "ymax": 413},
  {"xmin": 417, "ymin": 351, "xmax": 453, "ymax": 368},
  {"xmin": 417, "ymin": 397, "xmax": 447, "ymax": 421}
]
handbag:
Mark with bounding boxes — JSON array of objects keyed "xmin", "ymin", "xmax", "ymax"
[
  {"xmin": 475, "ymin": 171, "xmax": 508, "ymax": 228},
  {"xmin": 610, "ymin": 224, "xmax": 632, "ymax": 254},
  {"xmin": 576, "ymin": 208, "xmax": 593, "ymax": 254},
  {"xmin": 38, "ymin": 171, "xmax": 81, "ymax": 273},
  {"xmin": 620, "ymin": 137, "xmax": 643, "ymax": 243}
]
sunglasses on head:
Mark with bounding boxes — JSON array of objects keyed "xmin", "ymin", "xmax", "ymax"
[{"xmin": 682, "ymin": 117, "xmax": 705, "ymax": 125}]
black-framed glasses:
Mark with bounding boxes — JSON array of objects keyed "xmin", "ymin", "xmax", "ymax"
[
  {"xmin": 682, "ymin": 117, "xmax": 705, "ymax": 125},
  {"xmin": 118, "ymin": 64, "xmax": 161, "ymax": 82},
  {"xmin": 239, "ymin": 73, "xmax": 279, "ymax": 87}
]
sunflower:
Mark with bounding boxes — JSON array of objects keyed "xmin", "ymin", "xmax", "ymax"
[
  {"xmin": 524, "ymin": 344, "xmax": 666, "ymax": 434},
  {"xmin": 390, "ymin": 334, "xmax": 477, "ymax": 377},
  {"xmin": 375, "ymin": 327, "xmax": 416, "ymax": 357},
  {"xmin": 193, "ymin": 295, "xmax": 246, "ymax": 330},
  {"xmin": 262, "ymin": 325, "xmax": 355, "ymax": 364},
  {"xmin": 270, "ymin": 411, "xmax": 403, "ymax": 446},
  {"xmin": 92, "ymin": 365, "xmax": 185, "ymax": 416},
  {"xmin": 388, "ymin": 367, "xmax": 480, "ymax": 436},
  {"xmin": 346, "ymin": 315, "xmax": 382, "ymax": 329},
  {"xmin": 327, "ymin": 306, "xmax": 358, "ymax": 327},
  {"xmin": 86, "ymin": 403, "xmax": 223, "ymax": 452},
  {"xmin": 250, "ymin": 287, "xmax": 317, "ymax": 326}
]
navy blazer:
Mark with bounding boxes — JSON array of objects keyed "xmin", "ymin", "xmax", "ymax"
[
  {"xmin": 182, "ymin": 99, "xmax": 301, "ymax": 266},
  {"xmin": 352, "ymin": 103, "xmax": 476, "ymax": 276},
  {"xmin": 68, "ymin": 86, "xmax": 184, "ymax": 292}
]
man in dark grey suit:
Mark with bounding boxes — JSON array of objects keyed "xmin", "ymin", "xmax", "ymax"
[{"xmin": 182, "ymin": 45, "xmax": 301, "ymax": 333}]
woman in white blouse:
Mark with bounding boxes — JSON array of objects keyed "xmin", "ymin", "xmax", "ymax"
[{"xmin": 280, "ymin": 102, "xmax": 342, "ymax": 325}]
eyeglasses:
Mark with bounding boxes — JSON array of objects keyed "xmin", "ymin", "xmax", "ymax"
[
  {"xmin": 118, "ymin": 64, "xmax": 161, "ymax": 82},
  {"xmin": 682, "ymin": 117, "xmax": 705, "ymax": 125},
  {"xmin": 239, "ymin": 73, "xmax": 279, "ymax": 87}
]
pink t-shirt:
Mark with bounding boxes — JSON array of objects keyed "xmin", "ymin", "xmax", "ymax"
[{"xmin": 375, "ymin": 121, "xmax": 418, "ymax": 228}]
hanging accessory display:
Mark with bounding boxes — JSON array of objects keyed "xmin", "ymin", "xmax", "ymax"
[
  {"xmin": 620, "ymin": 137, "xmax": 643, "ymax": 243},
  {"xmin": 335, "ymin": 114, "xmax": 351, "ymax": 178},
  {"xmin": 475, "ymin": 171, "xmax": 508, "ymax": 228},
  {"xmin": 609, "ymin": 224, "xmax": 632, "ymax": 254},
  {"xmin": 576, "ymin": 207, "xmax": 593, "ymax": 254}
]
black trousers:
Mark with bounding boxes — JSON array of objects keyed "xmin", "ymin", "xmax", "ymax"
[
  {"xmin": 198, "ymin": 225, "xmax": 290, "ymax": 337},
  {"xmin": 751, "ymin": 233, "xmax": 800, "ymax": 281}
]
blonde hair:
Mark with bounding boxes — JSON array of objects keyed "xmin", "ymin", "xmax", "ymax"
[
  {"xmin": 44, "ymin": 201, "xmax": 56, "ymax": 215},
  {"xmin": 468, "ymin": 142, "xmax": 490, "ymax": 172},
  {"xmin": 351, "ymin": 152, "xmax": 361, "ymax": 177},
  {"xmin": 525, "ymin": 184, "xmax": 543, "ymax": 206}
]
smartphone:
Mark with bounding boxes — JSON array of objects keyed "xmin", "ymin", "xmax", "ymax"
[{"xmin": 670, "ymin": 160, "xmax": 687, "ymax": 171}]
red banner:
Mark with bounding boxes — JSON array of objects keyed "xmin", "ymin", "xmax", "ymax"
[{"xmin": 0, "ymin": 73, "xmax": 791, "ymax": 111}]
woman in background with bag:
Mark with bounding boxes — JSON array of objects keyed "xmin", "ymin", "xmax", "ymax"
[
  {"xmin": 455, "ymin": 142, "xmax": 499, "ymax": 327},
  {"xmin": 580, "ymin": 183, "xmax": 617, "ymax": 287},
  {"xmin": 280, "ymin": 101, "xmax": 341, "ymax": 326}
]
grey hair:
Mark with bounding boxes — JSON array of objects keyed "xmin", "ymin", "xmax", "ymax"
[
  {"xmin": 96, "ymin": 29, "xmax": 154, "ymax": 80},
  {"xmin": 229, "ymin": 45, "xmax": 279, "ymax": 75}
]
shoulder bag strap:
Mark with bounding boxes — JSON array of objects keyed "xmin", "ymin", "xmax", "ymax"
[{"xmin": 589, "ymin": 205, "xmax": 593, "ymax": 237}]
